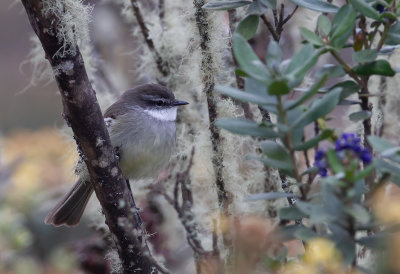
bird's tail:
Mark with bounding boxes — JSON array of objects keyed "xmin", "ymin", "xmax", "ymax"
[{"xmin": 45, "ymin": 179, "xmax": 94, "ymax": 227}]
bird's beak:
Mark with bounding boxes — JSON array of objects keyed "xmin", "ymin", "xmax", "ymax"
[{"xmin": 172, "ymin": 100, "xmax": 189, "ymax": 106}]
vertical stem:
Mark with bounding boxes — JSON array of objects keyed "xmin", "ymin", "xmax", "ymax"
[
  {"xmin": 130, "ymin": 0, "xmax": 170, "ymax": 76},
  {"xmin": 277, "ymin": 96, "xmax": 305, "ymax": 199},
  {"xmin": 193, "ymin": 0, "xmax": 230, "ymax": 211}
]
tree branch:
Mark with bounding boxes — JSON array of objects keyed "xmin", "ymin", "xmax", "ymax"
[
  {"xmin": 130, "ymin": 0, "xmax": 170, "ymax": 77},
  {"xmin": 260, "ymin": 14, "xmax": 280, "ymax": 42},
  {"xmin": 193, "ymin": 0, "xmax": 231, "ymax": 212},
  {"xmin": 21, "ymin": 1, "xmax": 155, "ymax": 272}
]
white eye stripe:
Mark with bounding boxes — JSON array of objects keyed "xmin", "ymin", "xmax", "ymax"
[{"xmin": 144, "ymin": 107, "xmax": 177, "ymax": 121}]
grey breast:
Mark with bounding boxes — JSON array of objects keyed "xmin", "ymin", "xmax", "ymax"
[{"xmin": 107, "ymin": 109, "xmax": 176, "ymax": 180}]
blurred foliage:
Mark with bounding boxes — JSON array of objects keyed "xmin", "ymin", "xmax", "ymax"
[
  {"xmin": 0, "ymin": 129, "xmax": 81, "ymax": 273},
  {"xmin": 2, "ymin": 129, "xmax": 75, "ymax": 208}
]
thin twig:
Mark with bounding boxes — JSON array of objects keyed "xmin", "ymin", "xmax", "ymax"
[
  {"xmin": 260, "ymin": 14, "xmax": 280, "ymax": 42},
  {"xmin": 158, "ymin": 0, "xmax": 165, "ymax": 28},
  {"xmin": 261, "ymin": 5, "xmax": 298, "ymax": 42},
  {"xmin": 330, "ymin": 50, "xmax": 364, "ymax": 88},
  {"xmin": 376, "ymin": 20, "xmax": 393, "ymax": 51},
  {"xmin": 281, "ymin": 5, "xmax": 298, "ymax": 25},
  {"xmin": 130, "ymin": 0, "xmax": 170, "ymax": 76}
]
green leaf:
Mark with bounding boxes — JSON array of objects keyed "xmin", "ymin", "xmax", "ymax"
[
  {"xmin": 357, "ymin": 234, "xmax": 388, "ymax": 249},
  {"xmin": 286, "ymin": 75, "xmax": 328, "ymax": 110},
  {"xmin": 301, "ymin": 166, "xmax": 319, "ymax": 176},
  {"xmin": 266, "ymin": 41, "xmax": 282, "ymax": 67},
  {"xmin": 329, "ymin": 224, "xmax": 356, "ymax": 265},
  {"xmin": 248, "ymin": 0, "xmax": 268, "ymax": 14},
  {"xmin": 385, "ymin": 22, "xmax": 400, "ymax": 45},
  {"xmin": 293, "ymin": 129, "xmax": 333, "ymax": 150},
  {"xmin": 287, "ymin": 107, "xmax": 305, "ymax": 146},
  {"xmin": 316, "ymin": 64, "xmax": 346, "ymax": 78},
  {"xmin": 368, "ymin": 136, "xmax": 400, "ymax": 164},
  {"xmin": 379, "ymin": 11, "xmax": 398, "ymax": 21},
  {"xmin": 352, "ymin": 49, "xmax": 378, "ymax": 63},
  {"xmin": 257, "ymin": 156, "xmax": 294, "ymax": 174},
  {"xmin": 268, "ymin": 80, "xmax": 290, "ymax": 95},
  {"xmin": 233, "ymin": 33, "xmax": 271, "ymax": 83},
  {"xmin": 300, "ymin": 27, "xmax": 324, "ymax": 46},
  {"xmin": 261, "ymin": 141, "xmax": 291, "ymax": 161},
  {"xmin": 259, "ymin": 141, "xmax": 294, "ymax": 173},
  {"xmin": 260, "ymin": 0, "xmax": 276, "ymax": 9},
  {"xmin": 288, "ymin": 0, "xmax": 338, "ymax": 13},
  {"xmin": 279, "ymin": 207, "xmax": 307, "ymax": 220},
  {"xmin": 290, "ymin": 88, "xmax": 341, "ymax": 129},
  {"xmin": 344, "ymin": 204, "xmax": 371, "ymax": 224},
  {"xmin": 352, "ymin": 164, "xmax": 375, "ymax": 182},
  {"xmin": 330, "ymin": 5, "xmax": 357, "ymax": 48},
  {"xmin": 216, "ymin": 85, "xmax": 274, "ymax": 105},
  {"xmin": 327, "ymin": 148, "xmax": 345, "ymax": 174},
  {"xmin": 245, "ymin": 192, "xmax": 296, "ymax": 201},
  {"xmin": 236, "ymin": 15, "xmax": 259, "ymax": 40},
  {"xmin": 317, "ymin": 15, "xmax": 331, "ymax": 36},
  {"xmin": 353, "ymin": 60, "xmax": 396, "ymax": 76},
  {"xmin": 368, "ymin": 135, "xmax": 395, "ymax": 153},
  {"xmin": 374, "ymin": 158, "xmax": 400, "ymax": 178},
  {"xmin": 248, "ymin": 0, "xmax": 276, "ymax": 12},
  {"xmin": 235, "ymin": 68, "xmax": 248, "ymax": 77},
  {"xmin": 349, "ymin": 0, "xmax": 380, "ymax": 20},
  {"xmin": 285, "ymin": 45, "xmax": 321, "ymax": 86},
  {"xmin": 330, "ymin": 81, "xmax": 360, "ymax": 102},
  {"xmin": 381, "ymin": 147, "xmax": 400, "ymax": 159},
  {"xmin": 216, "ymin": 118, "xmax": 280, "ymax": 138},
  {"xmin": 202, "ymin": 0, "xmax": 252, "ymax": 10},
  {"xmin": 349, "ymin": 110, "xmax": 372, "ymax": 122},
  {"xmin": 296, "ymin": 201, "xmax": 330, "ymax": 224},
  {"xmin": 294, "ymin": 226, "xmax": 318, "ymax": 241}
]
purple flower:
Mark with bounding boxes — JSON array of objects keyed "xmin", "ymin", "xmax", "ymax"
[
  {"xmin": 335, "ymin": 133, "xmax": 370, "ymax": 163},
  {"xmin": 313, "ymin": 133, "xmax": 373, "ymax": 177},
  {"xmin": 360, "ymin": 148, "xmax": 372, "ymax": 164},
  {"xmin": 315, "ymin": 150, "xmax": 325, "ymax": 161},
  {"xmin": 314, "ymin": 149, "xmax": 328, "ymax": 177},
  {"xmin": 376, "ymin": 4, "xmax": 385, "ymax": 13},
  {"xmin": 319, "ymin": 168, "xmax": 328, "ymax": 177}
]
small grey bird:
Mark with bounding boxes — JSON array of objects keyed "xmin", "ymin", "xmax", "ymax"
[{"xmin": 45, "ymin": 84, "xmax": 188, "ymax": 226}]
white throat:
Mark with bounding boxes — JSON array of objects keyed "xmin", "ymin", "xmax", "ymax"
[{"xmin": 144, "ymin": 107, "xmax": 178, "ymax": 121}]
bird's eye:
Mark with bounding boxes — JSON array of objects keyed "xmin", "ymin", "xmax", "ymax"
[{"xmin": 156, "ymin": 100, "xmax": 164, "ymax": 106}]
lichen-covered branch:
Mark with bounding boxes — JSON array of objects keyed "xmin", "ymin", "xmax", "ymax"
[
  {"xmin": 193, "ymin": 0, "xmax": 231, "ymax": 211},
  {"xmin": 130, "ymin": 0, "xmax": 170, "ymax": 77},
  {"xmin": 20, "ymin": 1, "xmax": 155, "ymax": 272},
  {"xmin": 152, "ymin": 148, "xmax": 222, "ymax": 273}
]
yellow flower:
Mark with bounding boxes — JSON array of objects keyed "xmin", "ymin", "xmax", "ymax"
[
  {"xmin": 372, "ymin": 185, "xmax": 400, "ymax": 224},
  {"xmin": 303, "ymin": 238, "xmax": 342, "ymax": 266},
  {"xmin": 282, "ymin": 262, "xmax": 318, "ymax": 274}
]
